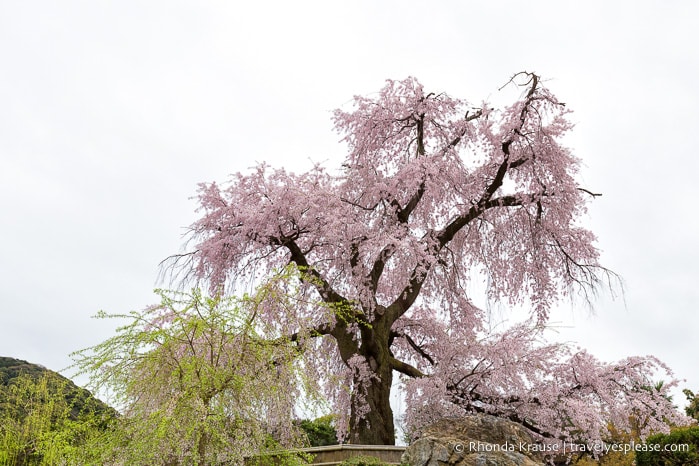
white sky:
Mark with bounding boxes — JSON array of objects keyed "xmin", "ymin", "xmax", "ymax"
[{"xmin": 1, "ymin": 1, "xmax": 698, "ymax": 414}]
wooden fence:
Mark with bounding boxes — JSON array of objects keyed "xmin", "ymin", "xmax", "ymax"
[{"xmin": 246, "ymin": 444, "xmax": 406, "ymax": 465}]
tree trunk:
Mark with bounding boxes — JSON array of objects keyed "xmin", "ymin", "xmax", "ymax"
[
  {"xmin": 196, "ymin": 424, "xmax": 209, "ymax": 464},
  {"xmin": 348, "ymin": 350, "xmax": 396, "ymax": 445}
]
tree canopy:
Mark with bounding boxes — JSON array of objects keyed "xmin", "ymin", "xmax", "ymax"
[
  {"xmin": 71, "ymin": 286, "xmax": 323, "ymax": 464},
  {"xmin": 684, "ymin": 389, "xmax": 699, "ymax": 421},
  {"xmin": 168, "ymin": 72, "xmax": 689, "ymax": 445},
  {"xmin": 0, "ymin": 357, "xmax": 116, "ymax": 465}
]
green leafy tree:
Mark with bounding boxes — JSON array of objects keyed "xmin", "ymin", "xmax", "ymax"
[
  {"xmin": 635, "ymin": 425, "xmax": 699, "ymax": 465},
  {"xmin": 298, "ymin": 415, "xmax": 338, "ymax": 447},
  {"xmin": 72, "ymin": 278, "xmax": 325, "ymax": 465},
  {"xmin": 0, "ymin": 357, "xmax": 50, "ymax": 383},
  {"xmin": 683, "ymin": 389, "xmax": 699, "ymax": 421},
  {"xmin": 0, "ymin": 370, "xmax": 113, "ymax": 465}
]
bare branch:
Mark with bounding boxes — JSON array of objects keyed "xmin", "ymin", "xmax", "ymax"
[{"xmin": 577, "ymin": 188, "xmax": 602, "ymax": 197}]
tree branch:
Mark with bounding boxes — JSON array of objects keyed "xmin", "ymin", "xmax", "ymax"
[
  {"xmin": 404, "ymin": 334, "xmax": 435, "ymax": 366},
  {"xmin": 577, "ymin": 187, "xmax": 602, "ymax": 198},
  {"xmin": 439, "ymin": 108, "xmax": 484, "ymax": 155},
  {"xmin": 384, "ymin": 193, "xmax": 533, "ymax": 323},
  {"xmin": 382, "ymin": 77, "xmax": 549, "ymax": 323},
  {"xmin": 278, "ymin": 238, "xmax": 347, "ymax": 304},
  {"xmin": 390, "ymin": 356, "xmax": 426, "ymax": 378},
  {"xmin": 365, "ymin": 107, "xmax": 486, "ymax": 301},
  {"xmin": 393, "ymin": 180, "xmax": 426, "ymax": 224},
  {"xmin": 364, "ymin": 106, "xmax": 488, "ymax": 313},
  {"xmin": 288, "ymin": 322, "xmax": 334, "ymax": 343}
]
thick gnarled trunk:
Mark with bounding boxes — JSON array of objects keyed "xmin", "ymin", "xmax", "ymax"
[
  {"xmin": 349, "ymin": 357, "xmax": 395, "ymax": 445},
  {"xmin": 347, "ymin": 316, "xmax": 396, "ymax": 445}
]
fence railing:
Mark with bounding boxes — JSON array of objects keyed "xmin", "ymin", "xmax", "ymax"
[{"xmin": 246, "ymin": 444, "xmax": 406, "ymax": 465}]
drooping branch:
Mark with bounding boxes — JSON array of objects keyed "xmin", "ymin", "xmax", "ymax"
[
  {"xmin": 467, "ymin": 402, "xmax": 554, "ymax": 440},
  {"xmin": 446, "ymin": 385, "xmax": 560, "ymax": 440},
  {"xmin": 436, "ymin": 194, "xmax": 530, "ymax": 248},
  {"xmin": 485, "ymin": 76, "xmax": 543, "ymax": 200}
]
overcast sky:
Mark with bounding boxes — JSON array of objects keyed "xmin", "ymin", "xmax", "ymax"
[{"xmin": 2, "ymin": 1, "xmax": 698, "ymax": 414}]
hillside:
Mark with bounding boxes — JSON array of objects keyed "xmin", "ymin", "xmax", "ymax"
[{"xmin": 0, "ymin": 355, "xmax": 116, "ymax": 421}]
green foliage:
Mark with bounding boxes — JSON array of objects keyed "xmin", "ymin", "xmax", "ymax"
[
  {"xmin": 246, "ymin": 449, "xmax": 314, "ymax": 466},
  {"xmin": 0, "ymin": 357, "xmax": 48, "ymax": 384},
  {"xmin": 684, "ymin": 389, "xmax": 699, "ymax": 421},
  {"xmin": 1, "ymin": 269, "xmax": 333, "ymax": 464},
  {"xmin": 71, "ymin": 283, "xmax": 324, "ymax": 465},
  {"xmin": 0, "ymin": 357, "xmax": 116, "ymax": 423},
  {"xmin": 298, "ymin": 414, "xmax": 338, "ymax": 447},
  {"xmin": 0, "ymin": 369, "xmax": 115, "ymax": 465},
  {"xmin": 635, "ymin": 425, "xmax": 699, "ymax": 466},
  {"xmin": 338, "ymin": 456, "xmax": 393, "ymax": 466}
]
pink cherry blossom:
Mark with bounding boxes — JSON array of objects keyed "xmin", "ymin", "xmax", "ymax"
[{"xmin": 172, "ymin": 72, "xmax": 692, "ymax": 445}]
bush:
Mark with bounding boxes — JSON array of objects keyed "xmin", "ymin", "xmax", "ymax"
[
  {"xmin": 0, "ymin": 370, "xmax": 114, "ymax": 465},
  {"xmin": 298, "ymin": 415, "xmax": 338, "ymax": 447},
  {"xmin": 339, "ymin": 456, "xmax": 392, "ymax": 466},
  {"xmin": 635, "ymin": 425, "xmax": 699, "ymax": 465}
]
